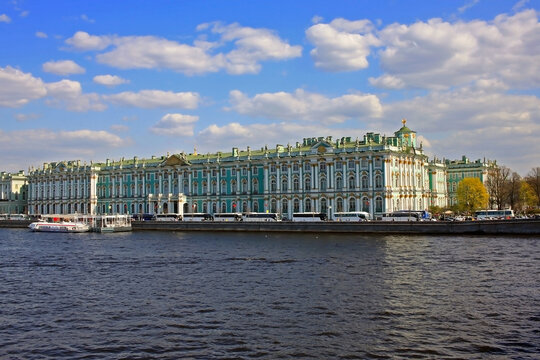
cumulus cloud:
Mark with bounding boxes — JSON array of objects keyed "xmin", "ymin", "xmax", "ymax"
[
  {"xmin": 35, "ymin": 31, "xmax": 48, "ymax": 38},
  {"xmin": 93, "ymin": 74, "xmax": 129, "ymax": 86},
  {"xmin": 226, "ymin": 89, "xmax": 382, "ymax": 123},
  {"xmin": 42, "ymin": 60, "xmax": 86, "ymax": 76},
  {"xmin": 0, "ymin": 14, "xmax": 10, "ymax": 23},
  {"xmin": 308, "ymin": 10, "xmax": 540, "ymax": 90},
  {"xmin": 45, "ymin": 79, "xmax": 106, "ymax": 112},
  {"xmin": 0, "ymin": 128, "xmax": 131, "ymax": 172},
  {"xmin": 306, "ymin": 18, "xmax": 380, "ymax": 71},
  {"xmin": 104, "ymin": 90, "xmax": 200, "ymax": 109},
  {"xmin": 0, "ymin": 66, "xmax": 47, "ymax": 107},
  {"xmin": 150, "ymin": 113, "xmax": 198, "ymax": 136},
  {"xmin": 65, "ymin": 22, "xmax": 301, "ymax": 75}
]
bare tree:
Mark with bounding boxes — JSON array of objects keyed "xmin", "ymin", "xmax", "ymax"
[
  {"xmin": 525, "ymin": 167, "xmax": 540, "ymax": 207},
  {"xmin": 506, "ymin": 172, "xmax": 522, "ymax": 211},
  {"xmin": 485, "ymin": 166, "xmax": 510, "ymax": 209}
]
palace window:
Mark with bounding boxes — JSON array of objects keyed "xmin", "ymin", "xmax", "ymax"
[
  {"xmin": 252, "ymin": 179, "xmax": 259, "ymax": 194},
  {"xmin": 304, "ymin": 162, "xmax": 311, "ymax": 172},
  {"xmin": 319, "ymin": 162, "xmax": 326, "ymax": 173},
  {"xmin": 336, "ymin": 177, "xmax": 343, "ymax": 190},
  {"xmin": 336, "ymin": 161, "xmax": 342, "ymax": 170},
  {"xmin": 348, "ymin": 160, "xmax": 355, "ymax": 169},
  {"xmin": 270, "ymin": 164, "xmax": 276, "ymax": 173},
  {"xmin": 321, "ymin": 198, "xmax": 327, "ymax": 213},
  {"xmin": 293, "ymin": 163, "xmax": 299, "ymax": 172},
  {"xmin": 349, "ymin": 176, "xmax": 356, "ymax": 189},
  {"xmin": 221, "ymin": 202, "xmax": 227, "ymax": 213},
  {"xmin": 281, "ymin": 163, "xmax": 287, "ymax": 172},
  {"xmin": 221, "ymin": 180, "xmax": 227, "ymax": 194},
  {"xmin": 304, "ymin": 177, "xmax": 311, "ymax": 191},
  {"xmin": 361, "ymin": 175, "xmax": 368, "ymax": 189},
  {"xmin": 375, "ymin": 174, "xmax": 382, "ymax": 189},
  {"xmin": 282, "ymin": 200, "xmax": 288, "ymax": 215},
  {"xmin": 349, "ymin": 197, "xmax": 356, "ymax": 211},
  {"xmin": 253, "ymin": 201, "xmax": 259, "ymax": 212},
  {"xmin": 293, "ymin": 178, "xmax": 299, "ymax": 191},
  {"xmin": 271, "ymin": 199, "xmax": 277, "ymax": 213},
  {"xmin": 221, "ymin": 168, "xmax": 227, "ymax": 177},
  {"xmin": 270, "ymin": 178, "xmax": 277, "ymax": 192},
  {"xmin": 293, "ymin": 199, "xmax": 300, "ymax": 213},
  {"xmin": 336, "ymin": 198, "xmax": 343, "ymax": 212},
  {"xmin": 361, "ymin": 158, "xmax": 368, "ymax": 168},
  {"xmin": 231, "ymin": 180, "xmax": 237, "ymax": 194},
  {"xmin": 232, "ymin": 168, "xmax": 237, "ymax": 176},
  {"xmin": 320, "ymin": 178, "xmax": 327, "ymax": 191},
  {"xmin": 305, "ymin": 198, "xmax": 311, "ymax": 212},
  {"xmin": 281, "ymin": 178, "xmax": 288, "ymax": 192},
  {"xmin": 362, "ymin": 197, "xmax": 369, "ymax": 212},
  {"xmin": 376, "ymin": 197, "xmax": 383, "ymax": 213}
]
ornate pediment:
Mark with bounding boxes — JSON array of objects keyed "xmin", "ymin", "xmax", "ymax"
[
  {"xmin": 310, "ymin": 140, "xmax": 334, "ymax": 155},
  {"xmin": 161, "ymin": 153, "xmax": 191, "ymax": 167}
]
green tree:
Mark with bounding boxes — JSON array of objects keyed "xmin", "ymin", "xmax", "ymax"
[
  {"xmin": 457, "ymin": 177, "xmax": 489, "ymax": 214},
  {"xmin": 520, "ymin": 182, "xmax": 539, "ymax": 212}
]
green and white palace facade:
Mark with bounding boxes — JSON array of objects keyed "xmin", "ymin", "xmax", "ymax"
[{"xmin": 26, "ymin": 121, "xmax": 496, "ymax": 218}]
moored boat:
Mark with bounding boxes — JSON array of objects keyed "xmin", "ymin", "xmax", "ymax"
[
  {"xmin": 29, "ymin": 217, "xmax": 91, "ymax": 233},
  {"xmin": 92, "ymin": 215, "xmax": 132, "ymax": 232}
]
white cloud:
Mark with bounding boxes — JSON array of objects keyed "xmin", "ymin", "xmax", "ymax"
[
  {"xmin": 227, "ymin": 89, "xmax": 382, "ymax": 123},
  {"xmin": 306, "ymin": 18, "xmax": 380, "ymax": 71},
  {"xmin": 65, "ymin": 23, "xmax": 301, "ymax": 75},
  {"xmin": 110, "ymin": 124, "xmax": 129, "ymax": 132},
  {"xmin": 458, "ymin": 0, "xmax": 480, "ymax": 14},
  {"xmin": 93, "ymin": 74, "xmax": 129, "ymax": 86},
  {"xmin": 42, "ymin": 60, "xmax": 85, "ymax": 76},
  {"xmin": 0, "ymin": 14, "xmax": 11, "ymax": 23},
  {"xmin": 0, "ymin": 66, "xmax": 47, "ymax": 107},
  {"xmin": 150, "ymin": 113, "xmax": 198, "ymax": 136},
  {"xmin": 104, "ymin": 90, "xmax": 200, "ymax": 109},
  {"xmin": 377, "ymin": 10, "xmax": 540, "ymax": 89},
  {"xmin": 80, "ymin": 14, "xmax": 95, "ymax": 23},
  {"xmin": 15, "ymin": 113, "xmax": 40, "ymax": 122},
  {"xmin": 308, "ymin": 10, "xmax": 540, "ymax": 90},
  {"xmin": 382, "ymin": 87, "xmax": 540, "ymax": 174},
  {"xmin": 0, "ymin": 128, "xmax": 131, "ymax": 172},
  {"xmin": 35, "ymin": 31, "xmax": 48, "ymax": 38},
  {"xmin": 45, "ymin": 79, "xmax": 106, "ymax": 112}
]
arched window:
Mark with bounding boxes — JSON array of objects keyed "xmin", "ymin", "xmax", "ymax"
[
  {"xmin": 349, "ymin": 176, "xmax": 355, "ymax": 189},
  {"xmin": 252, "ymin": 179, "xmax": 259, "ymax": 194},
  {"xmin": 282, "ymin": 199, "xmax": 288, "ymax": 215},
  {"xmin": 271, "ymin": 199, "xmax": 277, "ymax": 213},
  {"xmin": 305, "ymin": 198, "xmax": 311, "ymax": 212},
  {"xmin": 320, "ymin": 178, "xmax": 327, "ymax": 191},
  {"xmin": 242, "ymin": 180, "xmax": 247, "ymax": 193},
  {"xmin": 231, "ymin": 180, "xmax": 237, "ymax": 194},
  {"xmin": 336, "ymin": 198, "xmax": 343, "ymax": 212},
  {"xmin": 293, "ymin": 178, "xmax": 299, "ymax": 191},
  {"xmin": 281, "ymin": 178, "xmax": 288, "ymax": 192},
  {"xmin": 304, "ymin": 177, "xmax": 311, "ymax": 191},
  {"xmin": 221, "ymin": 180, "xmax": 227, "ymax": 194},
  {"xmin": 183, "ymin": 181, "xmax": 189, "ymax": 194},
  {"xmin": 321, "ymin": 198, "xmax": 327, "ymax": 213},
  {"xmin": 375, "ymin": 174, "xmax": 382, "ymax": 188},
  {"xmin": 293, "ymin": 198, "xmax": 300, "ymax": 212},
  {"xmin": 271, "ymin": 178, "xmax": 277, "ymax": 192},
  {"xmin": 361, "ymin": 175, "xmax": 368, "ymax": 189},
  {"xmin": 221, "ymin": 202, "xmax": 227, "ymax": 213},
  {"xmin": 242, "ymin": 201, "xmax": 248, "ymax": 212},
  {"xmin": 336, "ymin": 177, "xmax": 343, "ymax": 190},
  {"xmin": 202, "ymin": 181, "xmax": 207, "ymax": 194},
  {"xmin": 212, "ymin": 203, "xmax": 217, "ymax": 214},
  {"xmin": 193, "ymin": 182, "xmax": 198, "ymax": 195},
  {"xmin": 376, "ymin": 197, "xmax": 383, "ymax": 213},
  {"xmin": 349, "ymin": 197, "xmax": 356, "ymax": 211},
  {"xmin": 253, "ymin": 201, "xmax": 259, "ymax": 212},
  {"xmin": 362, "ymin": 197, "xmax": 370, "ymax": 212},
  {"xmin": 203, "ymin": 202, "xmax": 208, "ymax": 213},
  {"xmin": 211, "ymin": 181, "xmax": 217, "ymax": 195}
]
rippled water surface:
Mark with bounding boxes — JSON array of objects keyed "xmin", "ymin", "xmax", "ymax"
[{"xmin": 1, "ymin": 229, "xmax": 539, "ymax": 359}]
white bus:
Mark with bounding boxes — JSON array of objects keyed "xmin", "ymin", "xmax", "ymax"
[
  {"xmin": 384, "ymin": 210, "xmax": 432, "ymax": 221},
  {"xmin": 475, "ymin": 209, "xmax": 515, "ymax": 220},
  {"xmin": 292, "ymin": 212, "xmax": 327, "ymax": 222},
  {"xmin": 333, "ymin": 211, "xmax": 370, "ymax": 222},
  {"xmin": 213, "ymin": 213, "xmax": 242, "ymax": 222},
  {"xmin": 242, "ymin": 212, "xmax": 282, "ymax": 222},
  {"xmin": 183, "ymin": 213, "xmax": 214, "ymax": 221},
  {"xmin": 155, "ymin": 213, "xmax": 182, "ymax": 221}
]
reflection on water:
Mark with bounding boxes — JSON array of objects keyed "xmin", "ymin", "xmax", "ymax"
[{"xmin": 1, "ymin": 229, "xmax": 538, "ymax": 359}]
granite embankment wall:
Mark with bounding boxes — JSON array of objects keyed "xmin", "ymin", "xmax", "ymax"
[
  {"xmin": 2, "ymin": 219, "xmax": 539, "ymax": 235},
  {"xmin": 133, "ymin": 220, "xmax": 540, "ymax": 235}
]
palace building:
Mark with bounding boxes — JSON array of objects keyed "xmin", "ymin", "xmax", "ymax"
[
  {"xmin": 25, "ymin": 120, "xmax": 496, "ymax": 218},
  {"xmin": 0, "ymin": 171, "xmax": 28, "ymax": 215}
]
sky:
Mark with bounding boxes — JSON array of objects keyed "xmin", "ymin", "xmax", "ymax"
[{"xmin": 0, "ymin": 0, "xmax": 539, "ymax": 176}]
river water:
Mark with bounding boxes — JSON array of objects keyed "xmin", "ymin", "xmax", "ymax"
[{"xmin": 1, "ymin": 229, "xmax": 538, "ymax": 359}]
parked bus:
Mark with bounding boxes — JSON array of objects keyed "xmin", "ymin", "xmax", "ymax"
[
  {"xmin": 475, "ymin": 209, "xmax": 514, "ymax": 220},
  {"xmin": 333, "ymin": 211, "xmax": 370, "ymax": 222},
  {"xmin": 132, "ymin": 213, "xmax": 155, "ymax": 221},
  {"xmin": 182, "ymin": 213, "xmax": 213, "ymax": 221},
  {"xmin": 242, "ymin": 212, "xmax": 282, "ymax": 222},
  {"xmin": 291, "ymin": 212, "xmax": 327, "ymax": 222},
  {"xmin": 381, "ymin": 210, "xmax": 429, "ymax": 222},
  {"xmin": 155, "ymin": 213, "xmax": 182, "ymax": 221},
  {"xmin": 213, "ymin": 213, "xmax": 242, "ymax": 222}
]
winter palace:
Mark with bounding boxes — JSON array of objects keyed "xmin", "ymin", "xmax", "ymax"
[{"xmin": 23, "ymin": 120, "xmax": 497, "ymax": 219}]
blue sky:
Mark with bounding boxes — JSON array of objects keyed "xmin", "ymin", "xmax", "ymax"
[{"xmin": 0, "ymin": 0, "xmax": 539, "ymax": 175}]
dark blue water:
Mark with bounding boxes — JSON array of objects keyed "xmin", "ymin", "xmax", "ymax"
[{"xmin": 1, "ymin": 229, "xmax": 538, "ymax": 359}]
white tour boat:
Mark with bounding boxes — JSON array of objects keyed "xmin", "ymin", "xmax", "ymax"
[
  {"xmin": 92, "ymin": 215, "xmax": 132, "ymax": 233},
  {"xmin": 29, "ymin": 215, "xmax": 91, "ymax": 233}
]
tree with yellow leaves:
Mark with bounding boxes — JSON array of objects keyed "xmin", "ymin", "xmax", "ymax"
[{"xmin": 457, "ymin": 178, "xmax": 489, "ymax": 214}]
